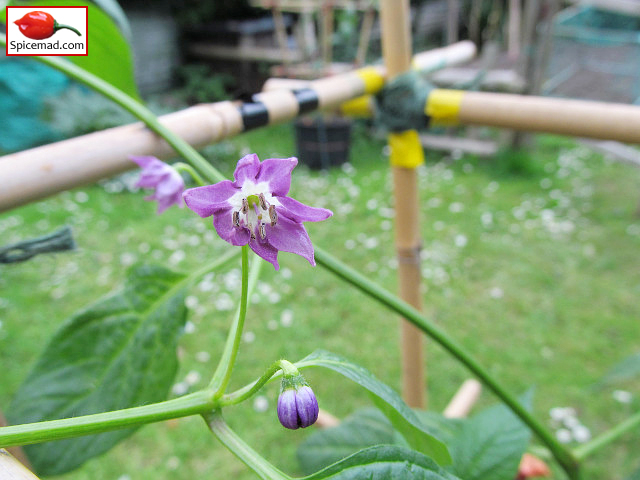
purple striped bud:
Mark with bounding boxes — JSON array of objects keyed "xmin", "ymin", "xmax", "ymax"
[{"xmin": 277, "ymin": 377, "xmax": 319, "ymax": 429}]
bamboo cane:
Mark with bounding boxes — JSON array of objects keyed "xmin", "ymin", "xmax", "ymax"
[
  {"xmin": 0, "ymin": 67, "xmax": 382, "ymax": 213},
  {"xmin": 0, "ymin": 43, "xmax": 477, "ymax": 213},
  {"xmin": 380, "ymin": 0, "xmax": 425, "ymax": 409},
  {"xmin": 0, "ymin": 449, "xmax": 39, "ymax": 479},
  {"xmin": 428, "ymin": 90, "xmax": 640, "ymax": 144}
]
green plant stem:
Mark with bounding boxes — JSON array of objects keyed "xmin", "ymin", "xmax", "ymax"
[
  {"xmin": 0, "ymin": 391, "xmax": 214, "ymax": 448},
  {"xmin": 314, "ymin": 246, "xmax": 581, "ymax": 478},
  {"xmin": 0, "ymin": 35, "xmax": 225, "ymax": 186},
  {"xmin": 173, "ymin": 162, "xmax": 207, "ymax": 186},
  {"xmin": 206, "ymin": 411, "xmax": 292, "ymax": 480},
  {"xmin": 219, "ymin": 360, "xmax": 297, "ymax": 407},
  {"xmin": 0, "ymin": 250, "xmax": 239, "ymax": 447},
  {"xmin": 210, "ymin": 246, "xmax": 263, "ymax": 396},
  {"xmin": 574, "ymin": 410, "xmax": 640, "ymax": 461}
]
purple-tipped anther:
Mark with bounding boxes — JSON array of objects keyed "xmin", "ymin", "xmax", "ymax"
[{"xmin": 277, "ymin": 385, "xmax": 319, "ymax": 429}]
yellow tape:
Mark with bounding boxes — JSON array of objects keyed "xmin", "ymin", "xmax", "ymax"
[
  {"xmin": 340, "ymin": 95, "xmax": 373, "ymax": 117},
  {"xmin": 425, "ymin": 89, "xmax": 465, "ymax": 127},
  {"xmin": 356, "ymin": 67, "xmax": 385, "ymax": 95},
  {"xmin": 389, "ymin": 130, "xmax": 424, "ymax": 169}
]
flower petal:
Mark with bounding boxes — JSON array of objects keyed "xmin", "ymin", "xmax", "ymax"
[
  {"xmin": 233, "ymin": 153, "xmax": 261, "ymax": 186},
  {"xmin": 249, "ymin": 237, "xmax": 280, "ymax": 270},
  {"xmin": 277, "ymin": 196, "xmax": 333, "ymax": 223},
  {"xmin": 265, "ymin": 216, "xmax": 315, "ymax": 266},
  {"xmin": 295, "ymin": 386, "xmax": 319, "ymax": 428},
  {"xmin": 135, "ymin": 162, "xmax": 169, "ymax": 188},
  {"xmin": 213, "ymin": 206, "xmax": 250, "ymax": 246},
  {"xmin": 130, "ymin": 155, "xmax": 157, "ymax": 169},
  {"xmin": 183, "ymin": 182, "xmax": 237, "ymax": 218},
  {"xmin": 277, "ymin": 389, "xmax": 299, "ymax": 429},
  {"xmin": 256, "ymin": 157, "xmax": 297, "ymax": 196}
]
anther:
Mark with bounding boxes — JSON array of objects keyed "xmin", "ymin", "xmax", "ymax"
[
  {"xmin": 259, "ymin": 223, "xmax": 266, "ymax": 239},
  {"xmin": 269, "ymin": 205, "xmax": 278, "ymax": 226},
  {"xmin": 242, "ymin": 198, "xmax": 249, "ymax": 214},
  {"xmin": 258, "ymin": 193, "xmax": 268, "ymax": 210},
  {"xmin": 233, "ymin": 211, "xmax": 240, "ymax": 227}
]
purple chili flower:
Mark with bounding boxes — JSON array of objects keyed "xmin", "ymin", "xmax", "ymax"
[
  {"xmin": 277, "ymin": 384, "xmax": 319, "ymax": 430},
  {"xmin": 182, "ymin": 154, "xmax": 332, "ymax": 270},
  {"xmin": 130, "ymin": 156, "xmax": 185, "ymax": 214}
]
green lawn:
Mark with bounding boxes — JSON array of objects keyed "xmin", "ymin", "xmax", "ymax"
[{"xmin": 1, "ymin": 124, "xmax": 639, "ymax": 479}]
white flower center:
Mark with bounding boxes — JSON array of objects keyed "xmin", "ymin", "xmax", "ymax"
[{"xmin": 230, "ymin": 181, "xmax": 279, "ymax": 240}]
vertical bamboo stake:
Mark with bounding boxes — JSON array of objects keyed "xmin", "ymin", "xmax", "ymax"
[
  {"xmin": 321, "ymin": 1, "xmax": 334, "ymax": 68},
  {"xmin": 508, "ymin": 0, "xmax": 521, "ymax": 60},
  {"xmin": 446, "ymin": 0, "xmax": 459, "ymax": 45},
  {"xmin": 355, "ymin": 8, "xmax": 375, "ymax": 66},
  {"xmin": 272, "ymin": 4, "xmax": 291, "ymax": 70},
  {"xmin": 380, "ymin": 0, "xmax": 425, "ymax": 408}
]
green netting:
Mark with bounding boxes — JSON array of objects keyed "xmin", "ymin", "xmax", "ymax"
[
  {"xmin": 0, "ymin": 59, "xmax": 69, "ymax": 153},
  {"xmin": 554, "ymin": 6, "xmax": 640, "ymax": 46}
]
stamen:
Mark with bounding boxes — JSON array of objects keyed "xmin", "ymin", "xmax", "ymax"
[
  {"xmin": 232, "ymin": 211, "xmax": 240, "ymax": 227},
  {"xmin": 242, "ymin": 198, "xmax": 249, "ymax": 214},
  {"xmin": 259, "ymin": 223, "xmax": 266, "ymax": 239},
  {"xmin": 258, "ymin": 193, "xmax": 267, "ymax": 210},
  {"xmin": 269, "ymin": 205, "xmax": 278, "ymax": 226}
]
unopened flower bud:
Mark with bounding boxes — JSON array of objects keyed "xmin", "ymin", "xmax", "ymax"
[{"xmin": 277, "ymin": 374, "xmax": 318, "ymax": 430}]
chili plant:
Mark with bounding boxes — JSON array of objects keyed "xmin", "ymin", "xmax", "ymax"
[{"xmin": 0, "ymin": 32, "xmax": 639, "ymax": 480}]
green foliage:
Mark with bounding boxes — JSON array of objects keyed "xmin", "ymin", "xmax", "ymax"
[
  {"xmin": 487, "ymin": 147, "xmax": 545, "ymax": 178},
  {"xmin": 44, "ymin": 86, "xmax": 136, "ymax": 137},
  {"xmin": 299, "ymin": 350, "xmax": 451, "ymax": 465},
  {"xmin": 445, "ymin": 392, "xmax": 533, "ymax": 480},
  {"xmin": 175, "ymin": 65, "xmax": 234, "ymax": 104},
  {"xmin": 6, "ymin": 264, "xmax": 188, "ymax": 475},
  {"xmin": 302, "ymin": 445, "xmax": 460, "ymax": 480},
  {"xmin": 299, "ymin": 395, "xmax": 531, "ymax": 480},
  {"xmin": 297, "ymin": 409, "xmax": 398, "ymax": 475},
  {"xmin": 598, "ymin": 353, "xmax": 640, "ymax": 387},
  {"xmin": 626, "ymin": 465, "xmax": 640, "ymax": 480}
]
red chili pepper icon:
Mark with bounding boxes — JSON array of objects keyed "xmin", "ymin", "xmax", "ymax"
[{"xmin": 14, "ymin": 11, "xmax": 81, "ymax": 40}]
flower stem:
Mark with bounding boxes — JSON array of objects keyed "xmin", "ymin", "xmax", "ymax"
[
  {"xmin": 173, "ymin": 162, "xmax": 207, "ymax": 186},
  {"xmin": 0, "ymin": 391, "xmax": 214, "ymax": 448},
  {"xmin": 314, "ymin": 246, "xmax": 580, "ymax": 478},
  {"xmin": 210, "ymin": 246, "xmax": 262, "ymax": 396},
  {"xmin": 573, "ymin": 410, "xmax": 640, "ymax": 461},
  {"xmin": 219, "ymin": 360, "xmax": 297, "ymax": 407},
  {"xmin": 205, "ymin": 411, "xmax": 292, "ymax": 480},
  {"xmin": 0, "ymin": 34, "xmax": 225, "ymax": 186}
]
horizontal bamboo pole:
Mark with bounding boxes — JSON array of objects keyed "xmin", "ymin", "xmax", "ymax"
[
  {"xmin": 0, "ymin": 71, "xmax": 374, "ymax": 212},
  {"xmin": 458, "ymin": 91, "xmax": 640, "ymax": 144},
  {"xmin": 0, "ymin": 449, "xmax": 40, "ymax": 479},
  {"xmin": 0, "ymin": 43, "xmax": 476, "ymax": 213},
  {"xmin": 442, "ymin": 379, "xmax": 482, "ymax": 418}
]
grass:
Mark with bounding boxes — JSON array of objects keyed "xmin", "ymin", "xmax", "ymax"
[{"xmin": 1, "ymin": 123, "xmax": 639, "ymax": 479}]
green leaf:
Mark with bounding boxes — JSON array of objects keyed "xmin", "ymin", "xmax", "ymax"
[
  {"xmin": 5, "ymin": 0, "xmax": 139, "ymax": 99},
  {"xmin": 302, "ymin": 445, "xmax": 460, "ymax": 480},
  {"xmin": 446, "ymin": 392, "xmax": 533, "ymax": 480},
  {"xmin": 297, "ymin": 350, "xmax": 451, "ymax": 465},
  {"xmin": 6, "ymin": 264, "xmax": 188, "ymax": 475},
  {"xmin": 626, "ymin": 464, "xmax": 640, "ymax": 480},
  {"xmin": 598, "ymin": 352, "xmax": 640, "ymax": 386},
  {"xmin": 90, "ymin": 0, "xmax": 132, "ymax": 39},
  {"xmin": 298, "ymin": 408, "xmax": 399, "ymax": 475}
]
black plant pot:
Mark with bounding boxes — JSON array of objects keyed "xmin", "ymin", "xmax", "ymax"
[{"xmin": 294, "ymin": 117, "xmax": 352, "ymax": 170}]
